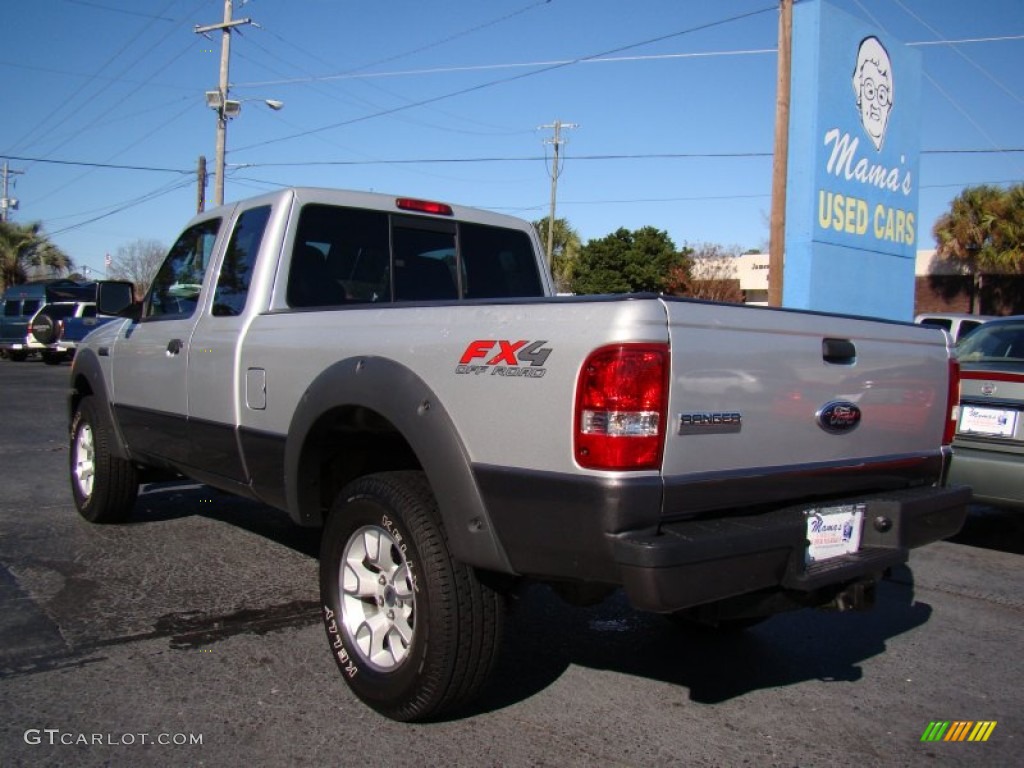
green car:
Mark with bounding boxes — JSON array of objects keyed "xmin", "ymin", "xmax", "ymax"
[{"xmin": 949, "ymin": 316, "xmax": 1024, "ymax": 510}]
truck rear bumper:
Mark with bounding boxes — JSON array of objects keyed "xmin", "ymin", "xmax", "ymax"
[{"xmin": 612, "ymin": 485, "xmax": 971, "ymax": 613}]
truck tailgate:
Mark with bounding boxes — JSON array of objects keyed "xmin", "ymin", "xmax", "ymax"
[{"xmin": 660, "ymin": 299, "xmax": 951, "ymax": 514}]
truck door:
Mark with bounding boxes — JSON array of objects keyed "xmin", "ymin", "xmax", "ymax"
[
  {"xmin": 186, "ymin": 204, "xmax": 273, "ymax": 483},
  {"xmin": 109, "ymin": 217, "xmax": 222, "ymax": 467}
]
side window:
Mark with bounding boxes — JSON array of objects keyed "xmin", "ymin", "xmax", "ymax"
[
  {"xmin": 287, "ymin": 204, "xmax": 390, "ymax": 308},
  {"xmin": 459, "ymin": 223, "xmax": 543, "ymax": 299},
  {"xmin": 22, "ymin": 299, "xmax": 41, "ymax": 317},
  {"xmin": 3, "ymin": 300, "xmax": 18, "ymax": 317},
  {"xmin": 957, "ymin": 321, "xmax": 982, "ymax": 340},
  {"xmin": 145, "ymin": 219, "xmax": 221, "ymax": 319},
  {"xmin": 212, "ymin": 205, "xmax": 271, "ymax": 317}
]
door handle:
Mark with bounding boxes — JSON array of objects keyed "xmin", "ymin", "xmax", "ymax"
[{"xmin": 166, "ymin": 338, "xmax": 184, "ymax": 355}]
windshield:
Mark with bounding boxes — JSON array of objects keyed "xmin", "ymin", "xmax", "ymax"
[{"xmin": 956, "ymin": 321, "xmax": 1024, "ymax": 364}]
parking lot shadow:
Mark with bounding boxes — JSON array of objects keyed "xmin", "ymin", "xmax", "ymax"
[
  {"xmin": 948, "ymin": 505, "xmax": 1024, "ymax": 555},
  {"xmin": 472, "ymin": 565, "xmax": 928, "ymax": 716},
  {"xmin": 124, "ymin": 484, "xmax": 935, "ymax": 718},
  {"xmin": 130, "ymin": 481, "xmax": 321, "ymax": 559}
]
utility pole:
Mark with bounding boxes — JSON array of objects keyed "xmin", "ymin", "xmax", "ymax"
[
  {"xmin": 1, "ymin": 160, "xmax": 24, "ymax": 222},
  {"xmin": 197, "ymin": 155, "xmax": 208, "ymax": 213},
  {"xmin": 539, "ymin": 120, "xmax": 578, "ymax": 271},
  {"xmin": 768, "ymin": 0, "xmax": 793, "ymax": 307},
  {"xmin": 195, "ymin": 0, "xmax": 252, "ymax": 207}
]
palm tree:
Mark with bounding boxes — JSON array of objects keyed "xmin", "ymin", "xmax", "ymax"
[
  {"xmin": 932, "ymin": 186, "xmax": 995, "ymax": 314},
  {"xmin": 0, "ymin": 221, "xmax": 73, "ymax": 292},
  {"xmin": 996, "ymin": 184, "xmax": 1024, "ymax": 266}
]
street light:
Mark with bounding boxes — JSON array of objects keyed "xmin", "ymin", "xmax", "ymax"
[{"xmin": 205, "ymin": 91, "xmax": 283, "ymax": 206}]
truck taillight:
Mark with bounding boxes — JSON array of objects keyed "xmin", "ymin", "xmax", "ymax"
[
  {"xmin": 574, "ymin": 343, "xmax": 668, "ymax": 470},
  {"xmin": 944, "ymin": 357, "xmax": 961, "ymax": 446}
]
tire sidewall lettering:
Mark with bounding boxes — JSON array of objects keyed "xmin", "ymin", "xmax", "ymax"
[
  {"xmin": 322, "ymin": 606, "xmax": 359, "ymax": 678},
  {"xmin": 319, "ymin": 489, "xmax": 431, "ymax": 707},
  {"xmin": 380, "ymin": 513, "xmax": 419, "ymax": 594}
]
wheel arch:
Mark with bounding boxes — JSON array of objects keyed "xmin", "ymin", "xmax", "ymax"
[
  {"xmin": 69, "ymin": 349, "xmax": 131, "ymax": 461},
  {"xmin": 286, "ymin": 356, "xmax": 514, "ymax": 574}
]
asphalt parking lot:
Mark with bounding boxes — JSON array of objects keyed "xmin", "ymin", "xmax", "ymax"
[{"xmin": 0, "ymin": 359, "xmax": 1021, "ymax": 767}]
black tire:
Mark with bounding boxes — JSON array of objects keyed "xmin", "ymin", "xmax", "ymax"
[
  {"xmin": 42, "ymin": 349, "xmax": 66, "ymax": 365},
  {"xmin": 7, "ymin": 350, "xmax": 28, "ymax": 362},
  {"xmin": 69, "ymin": 397, "xmax": 139, "ymax": 524},
  {"xmin": 32, "ymin": 312, "xmax": 58, "ymax": 345},
  {"xmin": 319, "ymin": 471, "xmax": 504, "ymax": 721}
]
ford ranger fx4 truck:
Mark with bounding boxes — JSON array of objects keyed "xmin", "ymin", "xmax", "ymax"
[{"xmin": 68, "ymin": 187, "xmax": 969, "ymax": 722}]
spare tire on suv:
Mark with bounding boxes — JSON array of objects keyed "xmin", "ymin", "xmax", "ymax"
[{"xmin": 29, "ymin": 310, "xmax": 60, "ymax": 345}]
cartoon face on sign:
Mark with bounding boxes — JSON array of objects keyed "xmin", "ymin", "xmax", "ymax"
[{"xmin": 851, "ymin": 36, "xmax": 893, "ymax": 151}]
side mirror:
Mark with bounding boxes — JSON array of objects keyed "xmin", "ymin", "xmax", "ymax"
[{"xmin": 96, "ymin": 280, "xmax": 137, "ymax": 318}]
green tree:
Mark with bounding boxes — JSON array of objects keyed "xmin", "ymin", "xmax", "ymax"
[
  {"xmin": 932, "ymin": 184, "xmax": 1024, "ymax": 313},
  {"xmin": 533, "ymin": 216, "xmax": 582, "ymax": 293},
  {"xmin": 0, "ymin": 220, "xmax": 73, "ymax": 291},
  {"xmin": 570, "ymin": 226, "xmax": 687, "ymax": 295}
]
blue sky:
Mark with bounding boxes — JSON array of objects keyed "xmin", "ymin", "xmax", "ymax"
[{"xmin": 1, "ymin": 0, "xmax": 1022, "ymax": 277}]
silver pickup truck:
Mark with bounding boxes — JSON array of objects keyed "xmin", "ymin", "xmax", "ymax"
[{"xmin": 68, "ymin": 187, "xmax": 969, "ymax": 721}]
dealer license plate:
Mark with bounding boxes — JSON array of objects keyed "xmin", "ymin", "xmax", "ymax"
[
  {"xmin": 805, "ymin": 504, "xmax": 864, "ymax": 564},
  {"xmin": 959, "ymin": 406, "xmax": 1019, "ymax": 438}
]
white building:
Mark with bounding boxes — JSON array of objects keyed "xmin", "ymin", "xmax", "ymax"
[{"xmin": 710, "ymin": 249, "xmax": 961, "ymax": 306}]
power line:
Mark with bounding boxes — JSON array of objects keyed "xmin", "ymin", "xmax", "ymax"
[
  {"xmin": 3, "ymin": 147, "xmax": 1019, "ymax": 175},
  {"xmin": 0, "ymin": 154, "xmax": 191, "ymax": 173},
  {"xmin": 230, "ymin": 35, "xmax": 1024, "ymax": 90},
  {"xmin": 7, "ymin": 0, "xmax": 185, "ymax": 156},
  {"xmin": 47, "ymin": 177, "xmax": 196, "ymax": 236},
  {"xmin": 231, "ymin": 5, "xmax": 779, "ymax": 154},
  {"xmin": 61, "ymin": 0, "xmax": 176, "ymax": 22}
]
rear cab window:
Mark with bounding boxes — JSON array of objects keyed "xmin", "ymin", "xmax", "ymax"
[
  {"xmin": 212, "ymin": 205, "xmax": 273, "ymax": 317},
  {"xmin": 285, "ymin": 201, "xmax": 543, "ymax": 309}
]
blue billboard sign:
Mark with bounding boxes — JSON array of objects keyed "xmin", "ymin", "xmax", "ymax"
[{"xmin": 784, "ymin": 0, "xmax": 922, "ymax": 320}]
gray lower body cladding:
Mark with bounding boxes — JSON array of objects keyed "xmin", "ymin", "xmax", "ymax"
[{"xmin": 475, "ymin": 462, "xmax": 970, "ymax": 613}]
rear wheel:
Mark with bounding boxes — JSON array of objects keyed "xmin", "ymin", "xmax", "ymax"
[
  {"xmin": 42, "ymin": 349, "xmax": 66, "ymax": 365},
  {"xmin": 319, "ymin": 471, "xmax": 504, "ymax": 721},
  {"xmin": 70, "ymin": 397, "xmax": 139, "ymax": 523}
]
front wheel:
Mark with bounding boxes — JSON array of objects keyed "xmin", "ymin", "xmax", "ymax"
[
  {"xmin": 319, "ymin": 471, "xmax": 504, "ymax": 721},
  {"xmin": 70, "ymin": 397, "xmax": 139, "ymax": 523}
]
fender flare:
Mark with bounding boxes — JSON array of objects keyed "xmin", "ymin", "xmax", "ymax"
[
  {"xmin": 285, "ymin": 355, "xmax": 514, "ymax": 574},
  {"xmin": 69, "ymin": 348, "xmax": 132, "ymax": 461}
]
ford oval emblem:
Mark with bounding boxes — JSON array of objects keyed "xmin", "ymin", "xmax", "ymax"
[{"xmin": 816, "ymin": 400, "xmax": 862, "ymax": 434}]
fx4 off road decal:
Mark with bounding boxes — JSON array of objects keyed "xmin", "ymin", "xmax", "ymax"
[{"xmin": 456, "ymin": 339, "xmax": 552, "ymax": 379}]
